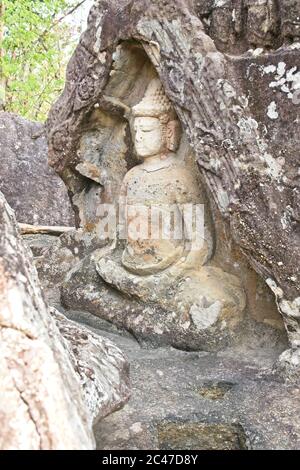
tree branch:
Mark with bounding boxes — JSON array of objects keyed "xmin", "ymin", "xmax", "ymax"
[{"xmin": 53, "ymin": 0, "xmax": 89, "ymax": 29}]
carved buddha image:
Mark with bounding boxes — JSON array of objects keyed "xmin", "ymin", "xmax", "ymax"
[
  {"xmin": 96, "ymin": 77, "xmax": 245, "ymax": 330},
  {"xmin": 118, "ymin": 78, "xmax": 211, "ymax": 277}
]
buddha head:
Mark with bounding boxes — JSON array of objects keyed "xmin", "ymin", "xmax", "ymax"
[{"xmin": 132, "ymin": 78, "xmax": 181, "ymax": 159}]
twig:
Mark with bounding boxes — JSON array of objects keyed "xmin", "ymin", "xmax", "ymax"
[{"xmin": 19, "ymin": 223, "xmax": 75, "ymax": 235}]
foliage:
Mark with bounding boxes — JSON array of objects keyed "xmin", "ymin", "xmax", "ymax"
[{"xmin": 1, "ymin": 0, "xmax": 87, "ymax": 121}]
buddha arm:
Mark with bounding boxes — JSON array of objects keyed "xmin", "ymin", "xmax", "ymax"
[
  {"xmin": 172, "ymin": 169, "xmax": 211, "ymax": 273},
  {"xmin": 180, "ymin": 202, "xmax": 209, "ymax": 270},
  {"xmin": 117, "ymin": 174, "xmax": 129, "ymax": 246}
]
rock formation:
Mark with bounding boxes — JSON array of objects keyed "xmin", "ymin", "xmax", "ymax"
[
  {"xmin": 0, "ymin": 191, "xmax": 130, "ymax": 449},
  {"xmin": 279, "ymin": 0, "xmax": 300, "ymax": 44},
  {"xmin": 195, "ymin": 0, "xmax": 299, "ymax": 52},
  {"xmin": 52, "ymin": 308, "xmax": 130, "ymax": 425},
  {"xmin": 0, "ymin": 112, "xmax": 74, "ymax": 226},
  {"xmin": 46, "ymin": 0, "xmax": 299, "ymax": 380},
  {"xmin": 95, "ymin": 77, "xmax": 246, "ymax": 349}
]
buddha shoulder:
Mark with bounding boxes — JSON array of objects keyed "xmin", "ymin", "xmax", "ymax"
[{"xmin": 122, "ymin": 165, "xmax": 143, "ymax": 185}]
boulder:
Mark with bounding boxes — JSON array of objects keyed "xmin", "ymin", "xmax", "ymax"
[
  {"xmin": 0, "ymin": 112, "xmax": 74, "ymax": 226},
  {"xmin": 0, "ymin": 192, "xmax": 130, "ymax": 449},
  {"xmin": 51, "ymin": 308, "xmax": 130, "ymax": 425}
]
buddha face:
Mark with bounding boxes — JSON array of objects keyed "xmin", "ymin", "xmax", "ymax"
[{"xmin": 133, "ymin": 117, "xmax": 165, "ymax": 158}]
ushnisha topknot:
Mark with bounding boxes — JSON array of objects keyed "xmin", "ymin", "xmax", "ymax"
[{"xmin": 132, "ymin": 78, "xmax": 174, "ymax": 118}]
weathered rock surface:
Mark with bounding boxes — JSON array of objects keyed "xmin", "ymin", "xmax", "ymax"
[
  {"xmin": 33, "ymin": 228, "xmax": 104, "ymax": 307},
  {"xmin": 195, "ymin": 0, "xmax": 298, "ymax": 53},
  {"xmin": 0, "ymin": 192, "xmax": 93, "ymax": 449},
  {"xmin": 46, "ymin": 0, "xmax": 299, "ymax": 379},
  {"xmin": 0, "ymin": 112, "xmax": 74, "ymax": 226},
  {"xmin": 89, "ymin": 324, "xmax": 300, "ymax": 450},
  {"xmin": 22, "ymin": 234, "xmax": 60, "ymax": 258},
  {"xmin": 0, "ymin": 192, "xmax": 130, "ymax": 449},
  {"xmin": 51, "ymin": 308, "xmax": 130, "ymax": 425},
  {"xmin": 60, "ymin": 250, "xmax": 248, "ymax": 351}
]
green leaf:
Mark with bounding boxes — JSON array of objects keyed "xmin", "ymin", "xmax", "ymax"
[{"xmin": 2, "ymin": 0, "xmax": 83, "ymax": 121}]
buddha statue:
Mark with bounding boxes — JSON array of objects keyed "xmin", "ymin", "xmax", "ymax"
[{"xmin": 95, "ymin": 78, "xmax": 246, "ymax": 332}]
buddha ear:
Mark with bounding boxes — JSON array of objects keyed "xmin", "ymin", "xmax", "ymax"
[{"xmin": 166, "ymin": 120, "xmax": 181, "ymax": 151}]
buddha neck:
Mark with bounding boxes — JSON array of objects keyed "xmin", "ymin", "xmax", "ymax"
[{"xmin": 140, "ymin": 152, "xmax": 175, "ymax": 169}]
